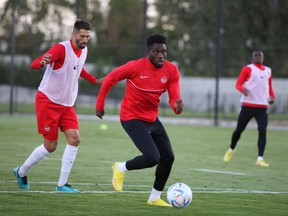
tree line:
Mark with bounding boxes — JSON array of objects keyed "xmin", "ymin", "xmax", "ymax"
[{"xmin": 0, "ymin": 0, "xmax": 287, "ymax": 85}]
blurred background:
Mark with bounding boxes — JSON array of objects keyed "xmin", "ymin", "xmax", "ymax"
[{"xmin": 0, "ymin": 0, "xmax": 287, "ymax": 125}]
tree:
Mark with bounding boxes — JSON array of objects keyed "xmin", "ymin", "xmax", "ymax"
[
  {"xmin": 1, "ymin": 0, "xmax": 288, "ymax": 79},
  {"xmin": 94, "ymin": 0, "xmax": 145, "ymax": 66},
  {"xmin": 151, "ymin": 0, "xmax": 288, "ymax": 77},
  {"xmin": 0, "ymin": 0, "xmax": 104, "ymax": 57}
]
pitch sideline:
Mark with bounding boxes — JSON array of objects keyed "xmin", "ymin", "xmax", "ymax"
[{"xmin": 0, "ymin": 180, "xmax": 287, "ymax": 194}]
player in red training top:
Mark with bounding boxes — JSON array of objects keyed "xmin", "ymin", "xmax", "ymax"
[
  {"xmin": 96, "ymin": 33, "xmax": 183, "ymax": 207},
  {"xmin": 13, "ymin": 20, "xmax": 102, "ymax": 192},
  {"xmin": 224, "ymin": 50, "xmax": 276, "ymax": 167}
]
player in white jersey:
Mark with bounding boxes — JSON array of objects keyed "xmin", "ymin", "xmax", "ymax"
[
  {"xmin": 223, "ymin": 50, "xmax": 276, "ymax": 167},
  {"xmin": 13, "ymin": 20, "xmax": 101, "ymax": 192}
]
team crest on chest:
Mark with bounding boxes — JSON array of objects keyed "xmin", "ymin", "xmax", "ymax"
[{"xmin": 160, "ymin": 76, "xmax": 167, "ymax": 83}]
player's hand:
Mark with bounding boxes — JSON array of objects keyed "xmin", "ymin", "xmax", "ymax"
[
  {"xmin": 174, "ymin": 99, "xmax": 183, "ymax": 113},
  {"xmin": 40, "ymin": 54, "xmax": 52, "ymax": 66},
  {"xmin": 242, "ymin": 88, "xmax": 250, "ymax": 96},
  {"xmin": 96, "ymin": 110, "xmax": 105, "ymax": 119},
  {"xmin": 95, "ymin": 77, "xmax": 104, "ymax": 85},
  {"xmin": 268, "ymin": 97, "xmax": 275, "ymax": 105}
]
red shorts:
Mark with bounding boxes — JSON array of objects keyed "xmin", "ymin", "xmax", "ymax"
[{"xmin": 35, "ymin": 91, "xmax": 79, "ymax": 140}]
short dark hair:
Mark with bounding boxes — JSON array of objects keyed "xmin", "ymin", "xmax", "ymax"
[
  {"xmin": 74, "ymin": 19, "xmax": 91, "ymax": 31},
  {"xmin": 252, "ymin": 49, "xmax": 262, "ymax": 53},
  {"xmin": 252, "ymin": 49, "xmax": 263, "ymax": 57},
  {"xmin": 146, "ymin": 33, "xmax": 166, "ymax": 47}
]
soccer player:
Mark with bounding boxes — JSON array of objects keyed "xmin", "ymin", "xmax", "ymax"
[
  {"xmin": 224, "ymin": 50, "xmax": 276, "ymax": 167},
  {"xmin": 96, "ymin": 33, "xmax": 183, "ymax": 207},
  {"xmin": 13, "ymin": 19, "xmax": 101, "ymax": 192}
]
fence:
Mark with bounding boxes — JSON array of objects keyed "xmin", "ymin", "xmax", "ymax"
[{"xmin": 1, "ymin": 77, "xmax": 287, "ymax": 115}]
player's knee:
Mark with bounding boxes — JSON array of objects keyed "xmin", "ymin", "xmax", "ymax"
[
  {"xmin": 44, "ymin": 140, "xmax": 58, "ymax": 153},
  {"xmin": 163, "ymin": 154, "xmax": 175, "ymax": 166},
  {"xmin": 168, "ymin": 154, "xmax": 175, "ymax": 163},
  {"xmin": 69, "ymin": 135, "xmax": 81, "ymax": 146},
  {"xmin": 144, "ymin": 154, "xmax": 160, "ymax": 167},
  {"xmin": 258, "ymin": 129, "xmax": 266, "ymax": 137}
]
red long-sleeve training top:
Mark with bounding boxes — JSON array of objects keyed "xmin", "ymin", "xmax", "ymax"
[
  {"xmin": 31, "ymin": 40, "xmax": 97, "ymax": 84},
  {"xmin": 96, "ymin": 57, "xmax": 182, "ymax": 122}
]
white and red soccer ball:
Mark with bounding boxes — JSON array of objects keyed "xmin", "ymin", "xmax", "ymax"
[{"xmin": 167, "ymin": 182, "xmax": 192, "ymax": 208}]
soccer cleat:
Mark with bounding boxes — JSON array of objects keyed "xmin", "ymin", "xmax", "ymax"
[
  {"xmin": 56, "ymin": 183, "xmax": 80, "ymax": 193},
  {"xmin": 147, "ymin": 198, "xmax": 172, "ymax": 207},
  {"xmin": 112, "ymin": 162, "xmax": 125, "ymax": 192},
  {"xmin": 223, "ymin": 149, "xmax": 235, "ymax": 162},
  {"xmin": 256, "ymin": 160, "xmax": 269, "ymax": 167},
  {"xmin": 13, "ymin": 166, "xmax": 30, "ymax": 189}
]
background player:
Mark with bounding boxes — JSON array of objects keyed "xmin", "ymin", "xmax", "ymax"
[
  {"xmin": 224, "ymin": 50, "xmax": 276, "ymax": 167},
  {"xmin": 14, "ymin": 19, "xmax": 101, "ymax": 192}
]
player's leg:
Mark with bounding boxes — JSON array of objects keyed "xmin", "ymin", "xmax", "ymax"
[
  {"xmin": 14, "ymin": 141, "xmax": 52, "ymax": 190},
  {"xmin": 15, "ymin": 138, "xmax": 57, "ymax": 188},
  {"xmin": 224, "ymin": 106, "xmax": 253, "ymax": 162},
  {"xmin": 150, "ymin": 118, "xmax": 174, "ymax": 191},
  {"xmin": 147, "ymin": 118, "xmax": 173, "ymax": 207},
  {"xmin": 14, "ymin": 92, "xmax": 59, "ymax": 189},
  {"xmin": 231, "ymin": 106, "xmax": 254, "ymax": 149},
  {"xmin": 121, "ymin": 120, "xmax": 161, "ymax": 170},
  {"xmin": 111, "ymin": 120, "xmax": 160, "ymax": 192},
  {"xmin": 255, "ymin": 108, "xmax": 269, "ymax": 167},
  {"xmin": 56, "ymin": 107, "xmax": 80, "ymax": 192}
]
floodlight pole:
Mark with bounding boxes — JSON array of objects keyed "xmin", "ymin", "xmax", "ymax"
[
  {"xmin": 142, "ymin": 0, "xmax": 147, "ymax": 56},
  {"xmin": 75, "ymin": 0, "xmax": 80, "ymax": 18},
  {"xmin": 9, "ymin": 0, "xmax": 16, "ymax": 115},
  {"xmin": 214, "ymin": 0, "xmax": 222, "ymax": 127}
]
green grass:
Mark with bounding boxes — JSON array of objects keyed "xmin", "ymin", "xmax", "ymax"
[{"xmin": 0, "ymin": 114, "xmax": 287, "ymax": 216}]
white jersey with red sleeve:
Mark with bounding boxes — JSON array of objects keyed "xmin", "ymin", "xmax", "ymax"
[
  {"xmin": 38, "ymin": 40, "xmax": 87, "ymax": 106},
  {"xmin": 240, "ymin": 64, "xmax": 271, "ymax": 106}
]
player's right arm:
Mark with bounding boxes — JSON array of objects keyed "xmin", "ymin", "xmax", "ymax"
[
  {"xmin": 30, "ymin": 44, "xmax": 64, "ymax": 69},
  {"xmin": 236, "ymin": 66, "xmax": 251, "ymax": 96},
  {"xmin": 95, "ymin": 62, "xmax": 134, "ymax": 119}
]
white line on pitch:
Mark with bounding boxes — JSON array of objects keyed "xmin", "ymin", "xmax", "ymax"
[
  {"xmin": 193, "ymin": 168, "xmax": 247, "ymax": 175},
  {"xmin": 1, "ymin": 180, "xmax": 287, "ymax": 194},
  {"xmin": 0, "ymin": 180, "xmax": 150, "ymax": 187},
  {"xmin": 0, "ymin": 190, "xmax": 148, "ymax": 194},
  {"xmin": 0, "ymin": 190, "xmax": 287, "ymax": 194}
]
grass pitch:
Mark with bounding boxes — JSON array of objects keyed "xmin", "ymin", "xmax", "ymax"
[{"xmin": 0, "ymin": 114, "xmax": 287, "ymax": 216}]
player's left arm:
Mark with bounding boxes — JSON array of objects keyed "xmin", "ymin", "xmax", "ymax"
[
  {"xmin": 167, "ymin": 68, "xmax": 183, "ymax": 114},
  {"xmin": 80, "ymin": 68, "xmax": 102, "ymax": 85},
  {"xmin": 268, "ymin": 73, "xmax": 276, "ymax": 104}
]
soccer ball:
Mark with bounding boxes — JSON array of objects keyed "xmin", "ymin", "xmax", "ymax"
[{"xmin": 167, "ymin": 182, "xmax": 192, "ymax": 208}]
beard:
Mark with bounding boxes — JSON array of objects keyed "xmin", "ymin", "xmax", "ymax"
[{"xmin": 75, "ymin": 38, "xmax": 87, "ymax": 49}]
